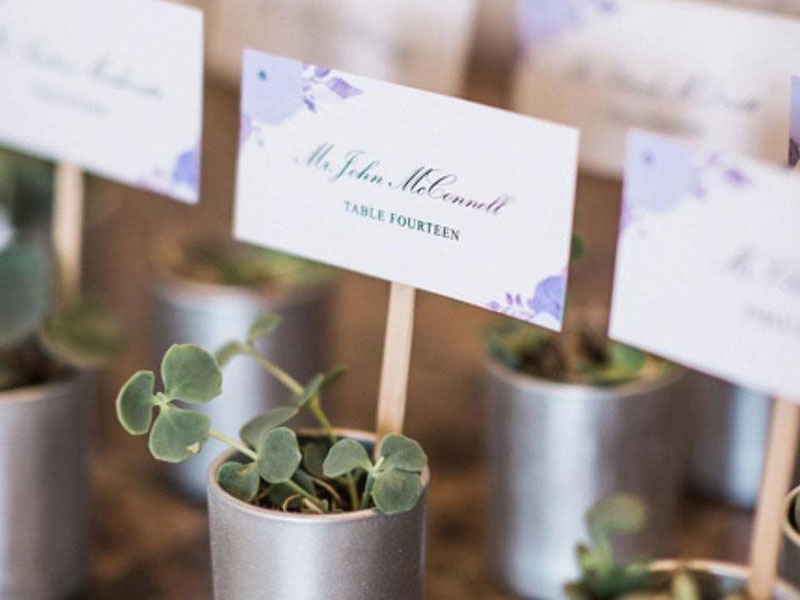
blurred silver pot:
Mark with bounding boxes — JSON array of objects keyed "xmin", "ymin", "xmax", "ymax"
[
  {"xmin": 484, "ymin": 359, "xmax": 686, "ymax": 599},
  {"xmin": 650, "ymin": 559, "xmax": 799, "ymax": 598},
  {"xmin": 686, "ymin": 374, "xmax": 799, "ymax": 508},
  {"xmin": 151, "ymin": 237, "xmax": 334, "ymax": 501},
  {"xmin": 207, "ymin": 430, "xmax": 429, "ymax": 600},
  {"xmin": 782, "ymin": 485, "xmax": 800, "ymax": 588},
  {"xmin": 0, "ymin": 372, "xmax": 90, "ymax": 600}
]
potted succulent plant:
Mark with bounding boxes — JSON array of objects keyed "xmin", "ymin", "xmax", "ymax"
[
  {"xmin": 781, "ymin": 485, "xmax": 800, "ymax": 588},
  {"xmin": 150, "ymin": 233, "xmax": 335, "ymax": 500},
  {"xmin": 483, "ymin": 313, "xmax": 685, "ymax": 598},
  {"xmin": 117, "ymin": 312, "xmax": 429, "ymax": 599},
  {"xmin": 568, "ymin": 495, "xmax": 800, "ymax": 600},
  {"xmin": 0, "ymin": 150, "xmax": 123, "ymax": 599}
]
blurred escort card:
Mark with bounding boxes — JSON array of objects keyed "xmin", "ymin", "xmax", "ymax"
[
  {"xmin": 0, "ymin": 0, "xmax": 204, "ymax": 202},
  {"xmin": 234, "ymin": 50, "xmax": 579, "ymax": 330},
  {"xmin": 514, "ymin": 0, "xmax": 800, "ymax": 176},
  {"xmin": 610, "ymin": 131, "xmax": 800, "ymax": 399}
]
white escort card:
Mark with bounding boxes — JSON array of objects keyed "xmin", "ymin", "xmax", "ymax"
[
  {"xmin": 610, "ymin": 130, "xmax": 800, "ymax": 400},
  {"xmin": 234, "ymin": 50, "xmax": 579, "ymax": 331},
  {"xmin": 513, "ymin": 0, "xmax": 800, "ymax": 176},
  {"xmin": 206, "ymin": 0, "xmax": 477, "ymax": 96},
  {"xmin": 0, "ymin": 0, "xmax": 204, "ymax": 202}
]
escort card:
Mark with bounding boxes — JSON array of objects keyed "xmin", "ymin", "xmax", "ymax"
[
  {"xmin": 791, "ymin": 77, "xmax": 800, "ymax": 168},
  {"xmin": 610, "ymin": 130, "xmax": 800, "ymax": 399},
  {"xmin": 0, "ymin": 0, "xmax": 204, "ymax": 202},
  {"xmin": 234, "ymin": 50, "xmax": 579, "ymax": 330},
  {"xmin": 514, "ymin": 0, "xmax": 800, "ymax": 176},
  {"xmin": 207, "ymin": 0, "xmax": 477, "ymax": 96}
]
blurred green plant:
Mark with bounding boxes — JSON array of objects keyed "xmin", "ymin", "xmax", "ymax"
[
  {"xmin": 0, "ymin": 149, "xmax": 123, "ymax": 390},
  {"xmin": 566, "ymin": 495, "xmax": 748, "ymax": 600},
  {"xmin": 116, "ymin": 312, "xmax": 427, "ymax": 515}
]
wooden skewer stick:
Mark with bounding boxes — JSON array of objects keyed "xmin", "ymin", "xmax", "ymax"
[
  {"xmin": 375, "ymin": 282, "xmax": 417, "ymax": 443},
  {"xmin": 748, "ymin": 396, "xmax": 800, "ymax": 599},
  {"xmin": 52, "ymin": 163, "xmax": 85, "ymax": 307}
]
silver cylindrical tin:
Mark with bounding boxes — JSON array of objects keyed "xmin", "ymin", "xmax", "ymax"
[
  {"xmin": 207, "ymin": 430, "xmax": 429, "ymax": 600},
  {"xmin": 151, "ymin": 270, "xmax": 333, "ymax": 501},
  {"xmin": 782, "ymin": 485, "xmax": 800, "ymax": 588},
  {"xmin": 650, "ymin": 559, "xmax": 799, "ymax": 598},
  {"xmin": 484, "ymin": 359, "xmax": 686, "ymax": 599},
  {"xmin": 0, "ymin": 372, "xmax": 90, "ymax": 600},
  {"xmin": 685, "ymin": 373, "xmax": 784, "ymax": 508}
]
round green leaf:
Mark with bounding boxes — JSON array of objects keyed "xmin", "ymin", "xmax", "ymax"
[
  {"xmin": 255, "ymin": 427, "xmax": 302, "ymax": 484},
  {"xmin": 161, "ymin": 344, "xmax": 222, "ymax": 404},
  {"xmin": 302, "ymin": 441, "xmax": 328, "ymax": 478},
  {"xmin": 379, "ymin": 434, "xmax": 427, "ymax": 473},
  {"xmin": 217, "ymin": 461, "xmax": 260, "ymax": 502},
  {"xmin": 240, "ymin": 406, "xmax": 299, "ymax": 448},
  {"xmin": 323, "ymin": 438, "xmax": 372, "ymax": 478},
  {"xmin": 587, "ymin": 494, "xmax": 646, "ymax": 543},
  {"xmin": 38, "ymin": 298, "xmax": 125, "ymax": 369},
  {"xmin": 247, "ymin": 313, "xmax": 282, "ymax": 344},
  {"xmin": 148, "ymin": 405, "xmax": 210, "ymax": 463},
  {"xmin": 372, "ymin": 470, "xmax": 424, "ymax": 515},
  {"xmin": 116, "ymin": 370, "xmax": 156, "ymax": 435},
  {"xmin": 0, "ymin": 242, "xmax": 48, "ymax": 347}
]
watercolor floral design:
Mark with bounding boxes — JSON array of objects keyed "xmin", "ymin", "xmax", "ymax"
[
  {"xmin": 137, "ymin": 143, "xmax": 201, "ymax": 203},
  {"xmin": 486, "ymin": 271, "xmax": 567, "ymax": 325},
  {"xmin": 518, "ymin": 0, "xmax": 617, "ymax": 52},
  {"xmin": 240, "ymin": 52, "xmax": 363, "ymax": 149},
  {"xmin": 621, "ymin": 133, "xmax": 752, "ymax": 233},
  {"xmin": 789, "ymin": 77, "xmax": 800, "ymax": 168}
]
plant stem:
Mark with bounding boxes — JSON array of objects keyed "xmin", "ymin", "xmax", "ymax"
[
  {"xmin": 360, "ymin": 458, "xmax": 384, "ymax": 509},
  {"xmin": 244, "ymin": 347, "xmax": 304, "ymax": 395},
  {"xmin": 210, "ymin": 429, "xmax": 257, "ymax": 461},
  {"xmin": 286, "ymin": 480, "xmax": 326, "ymax": 512}
]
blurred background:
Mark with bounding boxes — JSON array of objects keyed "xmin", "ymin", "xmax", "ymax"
[{"xmin": 3, "ymin": 0, "xmax": 798, "ymax": 598}]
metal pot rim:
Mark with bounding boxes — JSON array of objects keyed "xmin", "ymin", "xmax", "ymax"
[
  {"xmin": 485, "ymin": 355, "xmax": 685, "ymax": 399},
  {"xmin": 0, "ymin": 370, "xmax": 83, "ymax": 406},
  {"xmin": 150, "ymin": 230, "xmax": 334, "ymax": 308},
  {"xmin": 207, "ymin": 428, "xmax": 430, "ymax": 524},
  {"xmin": 649, "ymin": 559, "xmax": 799, "ymax": 596},
  {"xmin": 783, "ymin": 485, "xmax": 800, "ymax": 547}
]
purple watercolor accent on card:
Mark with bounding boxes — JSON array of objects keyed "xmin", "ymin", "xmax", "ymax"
[
  {"xmin": 171, "ymin": 146, "xmax": 200, "ymax": 196},
  {"xmin": 790, "ymin": 77, "xmax": 800, "ymax": 168},
  {"xmin": 518, "ymin": 0, "xmax": 617, "ymax": 53},
  {"xmin": 239, "ymin": 115, "xmax": 253, "ymax": 149},
  {"xmin": 486, "ymin": 271, "xmax": 567, "ymax": 324},
  {"xmin": 621, "ymin": 132, "xmax": 752, "ymax": 233},
  {"xmin": 136, "ymin": 144, "xmax": 201, "ymax": 203}
]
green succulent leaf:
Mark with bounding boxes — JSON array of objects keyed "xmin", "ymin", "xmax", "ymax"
[
  {"xmin": 217, "ymin": 461, "xmax": 260, "ymax": 502},
  {"xmin": 247, "ymin": 313, "xmax": 282, "ymax": 344},
  {"xmin": 267, "ymin": 483, "xmax": 301, "ymax": 510},
  {"xmin": 610, "ymin": 343, "xmax": 647, "ymax": 375},
  {"xmin": 215, "ymin": 341, "xmax": 247, "ymax": 368},
  {"xmin": 255, "ymin": 427, "xmax": 302, "ymax": 484},
  {"xmin": 372, "ymin": 469, "xmax": 424, "ymax": 515},
  {"xmin": 587, "ymin": 494, "xmax": 646, "ymax": 545},
  {"xmin": 295, "ymin": 373, "xmax": 325, "ymax": 407},
  {"xmin": 39, "ymin": 298, "xmax": 124, "ymax": 369},
  {"xmin": 0, "ymin": 241, "xmax": 48, "ymax": 347},
  {"xmin": 116, "ymin": 370, "xmax": 157, "ymax": 435},
  {"xmin": 302, "ymin": 441, "xmax": 328, "ymax": 478},
  {"xmin": 323, "ymin": 438, "xmax": 373, "ymax": 478},
  {"xmin": 161, "ymin": 344, "xmax": 222, "ymax": 404},
  {"xmin": 148, "ymin": 404, "xmax": 210, "ymax": 463},
  {"xmin": 379, "ymin": 434, "xmax": 427, "ymax": 472},
  {"xmin": 240, "ymin": 406, "xmax": 299, "ymax": 448}
]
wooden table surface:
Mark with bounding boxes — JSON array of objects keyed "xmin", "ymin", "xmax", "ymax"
[{"xmin": 79, "ymin": 55, "xmax": 755, "ymax": 599}]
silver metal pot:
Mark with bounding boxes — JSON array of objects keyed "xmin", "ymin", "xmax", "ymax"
[
  {"xmin": 0, "ymin": 372, "xmax": 90, "ymax": 600},
  {"xmin": 484, "ymin": 359, "xmax": 687, "ymax": 599},
  {"xmin": 151, "ymin": 268, "xmax": 333, "ymax": 501},
  {"xmin": 781, "ymin": 485, "xmax": 800, "ymax": 587},
  {"xmin": 207, "ymin": 430, "xmax": 429, "ymax": 600},
  {"xmin": 685, "ymin": 373, "xmax": 798, "ymax": 508},
  {"xmin": 650, "ymin": 559, "xmax": 799, "ymax": 598}
]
